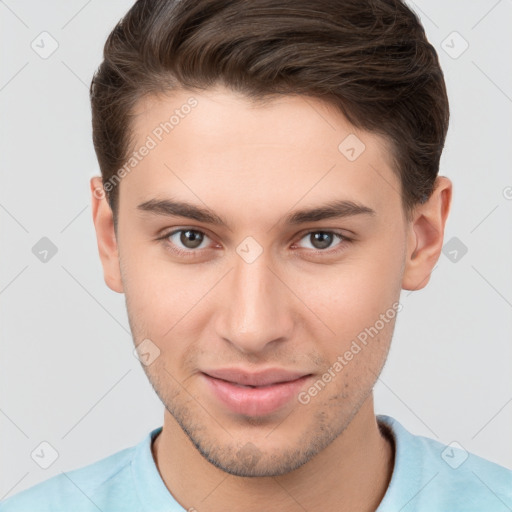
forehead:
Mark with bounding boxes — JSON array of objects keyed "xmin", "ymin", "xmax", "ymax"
[{"xmin": 122, "ymin": 86, "xmax": 402, "ymax": 221}]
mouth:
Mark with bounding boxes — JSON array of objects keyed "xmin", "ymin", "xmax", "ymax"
[
  {"xmin": 200, "ymin": 368, "xmax": 313, "ymax": 417},
  {"xmin": 225, "ymin": 381, "xmax": 282, "ymax": 389}
]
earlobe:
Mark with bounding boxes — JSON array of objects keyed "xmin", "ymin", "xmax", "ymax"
[
  {"xmin": 90, "ymin": 176, "xmax": 124, "ymax": 293},
  {"xmin": 401, "ymin": 176, "xmax": 452, "ymax": 291}
]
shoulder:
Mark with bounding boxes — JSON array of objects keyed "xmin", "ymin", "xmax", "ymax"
[
  {"xmin": 377, "ymin": 414, "xmax": 512, "ymax": 511},
  {"xmin": 0, "ymin": 444, "xmax": 137, "ymax": 512}
]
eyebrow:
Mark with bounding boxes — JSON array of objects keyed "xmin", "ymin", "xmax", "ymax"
[{"xmin": 137, "ymin": 198, "xmax": 376, "ymax": 228}]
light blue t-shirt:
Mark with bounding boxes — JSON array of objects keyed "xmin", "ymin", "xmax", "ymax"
[{"xmin": 1, "ymin": 414, "xmax": 511, "ymax": 511}]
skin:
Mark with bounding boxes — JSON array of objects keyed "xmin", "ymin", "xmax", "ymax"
[{"xmin": 90, "ymin": 85, "xmax": 452, "ymax": 511}]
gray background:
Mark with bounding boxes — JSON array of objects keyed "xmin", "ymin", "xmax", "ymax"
[{"xmin": 1, "ymin": 0, "xmax": 511, "ymax": 498}]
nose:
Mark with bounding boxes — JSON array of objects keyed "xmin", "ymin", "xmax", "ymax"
[{"xmin": 215, "ymin": 248, "xmax": 295, "ymax": 355}]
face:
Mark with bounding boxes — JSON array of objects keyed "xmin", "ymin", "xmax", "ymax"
[{"xmin": 97, "ymin": 85, "xmax": 413, "ymax": 477}]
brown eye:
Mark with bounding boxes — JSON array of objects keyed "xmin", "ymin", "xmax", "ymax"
[
  {"xmin": 179, "ymin": 229, "xmax": 204, "ymax": 249},
  {"xmin": 166, "ymin": 229, "xmax": 209, "ymax": 251},
  {"xmin": 297, "ymin": 231, "xmax": 345, "ymax": 251},
  {"xmin": 310, "ymin": 232, "xmax": 334, "ymax": 249}
]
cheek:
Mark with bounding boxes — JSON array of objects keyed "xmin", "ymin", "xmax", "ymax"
[
  {"xmin": 292, "ymin": 241, "xmax": 403, "ymax": 354},
  {"xmin": 120, "ymin": 245, "xmax": 218, "ymax": 339}
]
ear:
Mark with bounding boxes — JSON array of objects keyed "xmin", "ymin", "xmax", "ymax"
[
  {"xmin": 402, "ymin": 176, "xmax": 452, "ymax": 291},
  {"xmin": 90, "ymin": 176, "xmax": 124, "ymax": 293}
]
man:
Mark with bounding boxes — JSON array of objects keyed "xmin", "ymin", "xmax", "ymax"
[{"xmin": 2, "ymin": 0, "xmax": 511, "ymax": 510}]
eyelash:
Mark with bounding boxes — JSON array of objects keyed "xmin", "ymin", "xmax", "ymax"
[{"xmin": 156, "ymin": 228, "xmax": 353, "ymax": 259}]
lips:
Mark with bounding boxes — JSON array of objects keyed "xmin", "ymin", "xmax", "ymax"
[
  {"xmin": 201, "ymin": 368, "xmax": 313, "ymax": 416},
  {"xmin": 203, "ymin": 367, "xmax": 309, "ymax": 387}
]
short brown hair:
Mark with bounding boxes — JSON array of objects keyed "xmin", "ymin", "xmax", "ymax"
[{"xmin": 90, "ymin": 0, "xmax": 449, "ymax": 225}]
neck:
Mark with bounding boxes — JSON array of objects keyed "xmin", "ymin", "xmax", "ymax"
[{"xmin": 152, "ymin": 394, "xmax": 394, "ymax": 512}]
